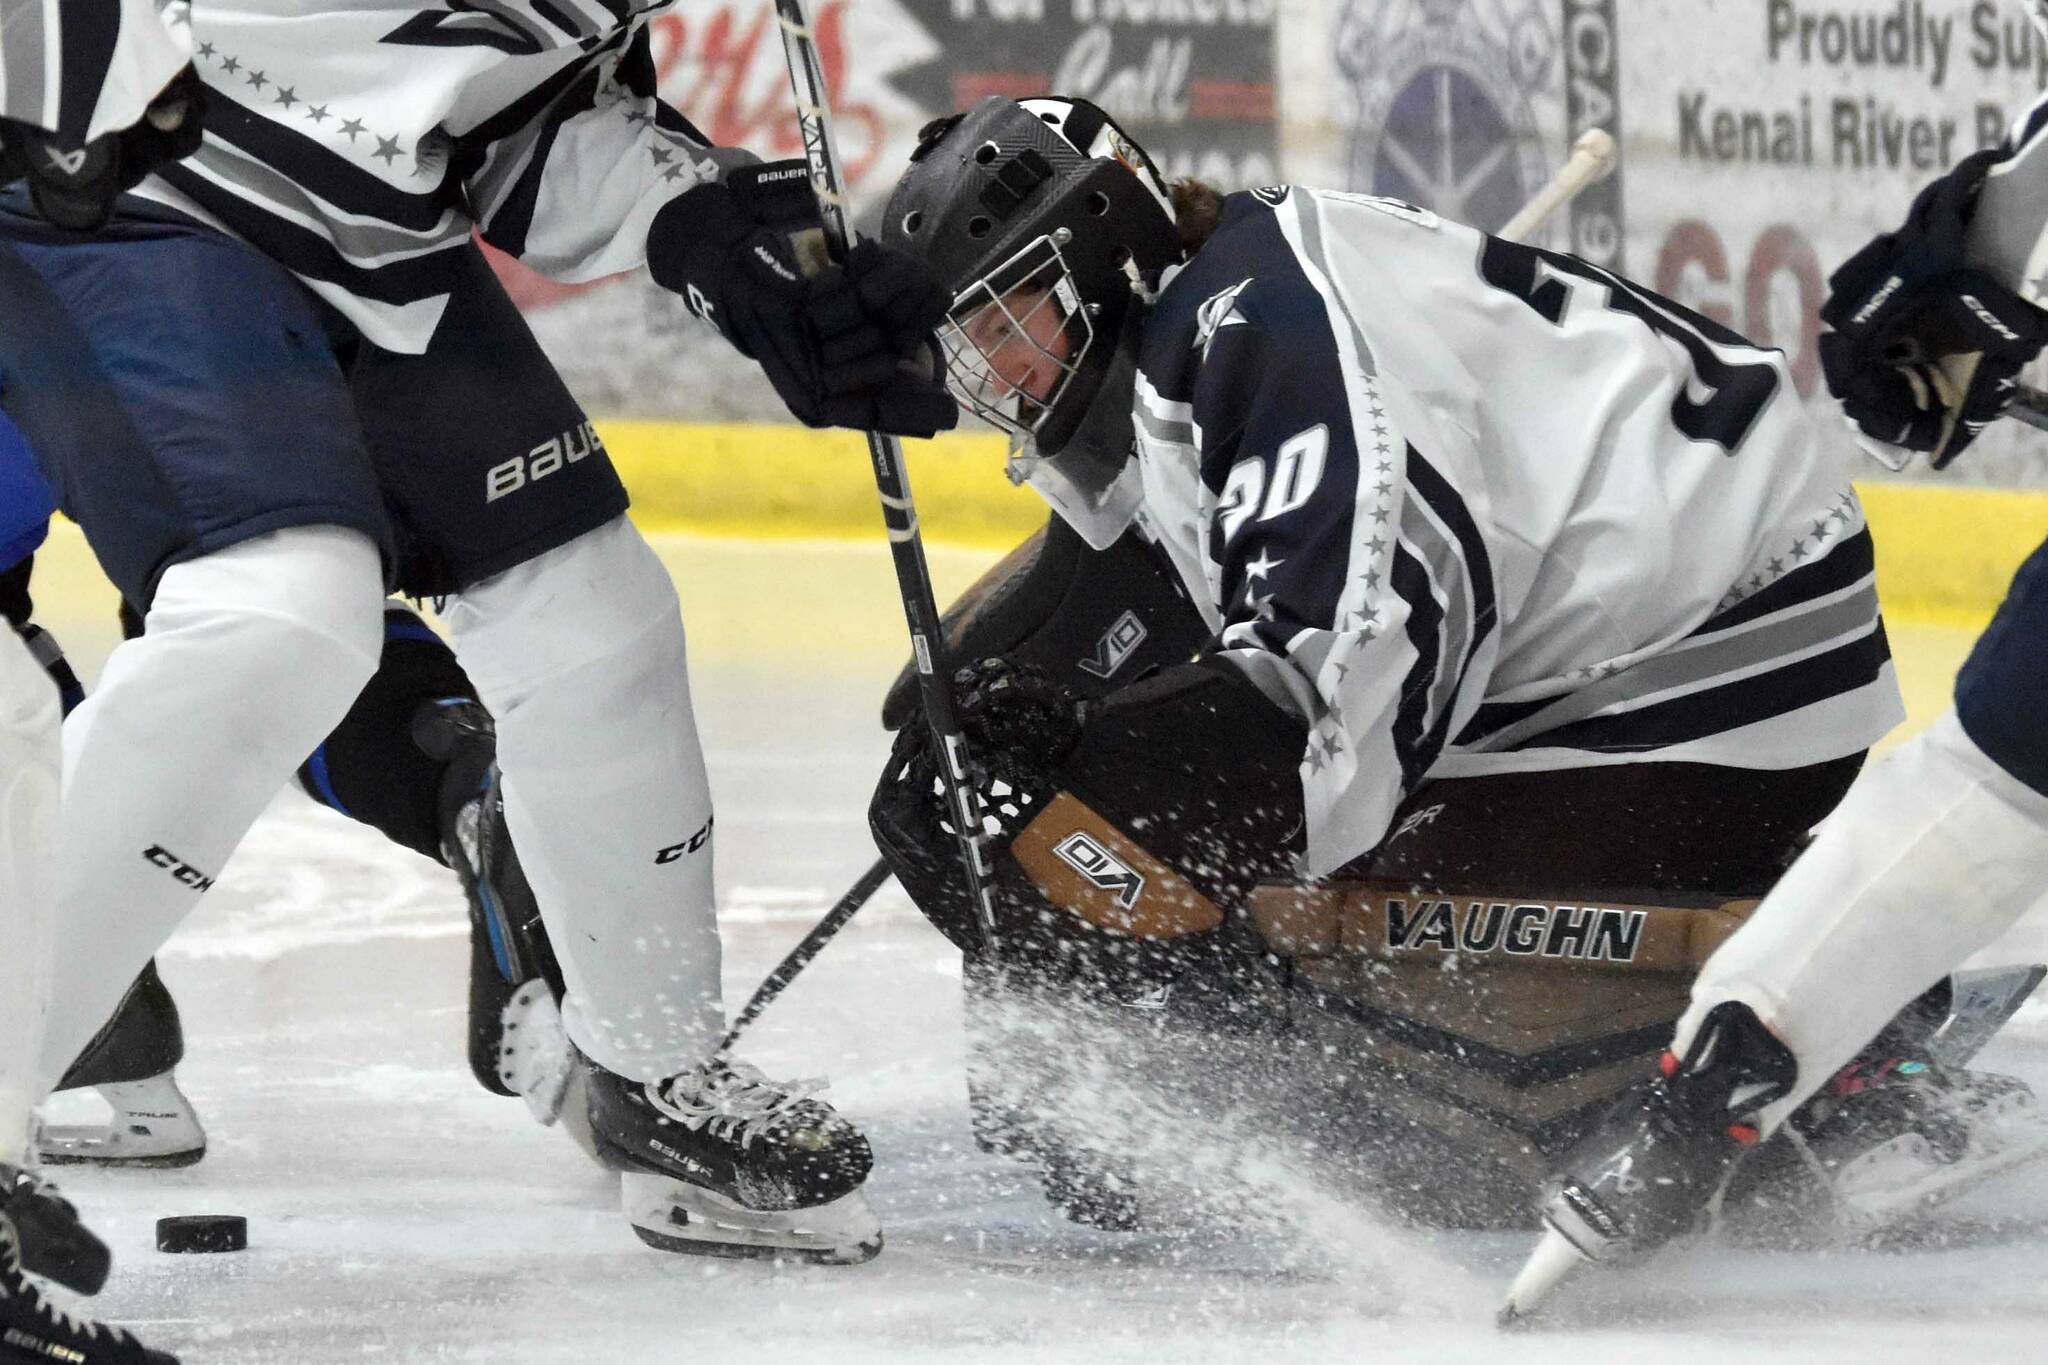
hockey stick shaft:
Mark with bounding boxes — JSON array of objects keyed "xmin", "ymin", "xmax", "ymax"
[
  {"xmin": 1497, "ymin": 128, "xmax": 1617, "ymax": 243},
  {"xmin": 1497, "ymin": 131, "xmax": 2048, "ymax": 435},
  {"xmin": 771, "ymin": 0, "xmax": 1002, "ymax": 950},
  {"xmin": 2006, "ymin": 383, "xmax": 2048, "ymax": 432},
  {"xmin": 719, "ymin": 857, "xmax": 892, "ymax": 1053}
]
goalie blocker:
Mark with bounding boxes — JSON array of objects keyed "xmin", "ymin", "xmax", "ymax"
[{"xmin": 871, "ymin": 517, "xmax": 1875, "ymax": 1226}]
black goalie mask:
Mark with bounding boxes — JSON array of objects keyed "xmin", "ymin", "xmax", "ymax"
[{"xmin": 882, "ymin": 97, "xmax": 1183, "ymax": 548}]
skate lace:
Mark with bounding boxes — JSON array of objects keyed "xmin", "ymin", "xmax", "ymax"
[
  {"xmin": 647, "ymin": 1059, "xmax": 827, "ymax": 1150},
  {"xmin": 0, "ymin": 1227, "xmax": 135, "ymax": 1348}
]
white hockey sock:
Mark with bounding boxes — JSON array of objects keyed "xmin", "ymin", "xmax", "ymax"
[
  {"xmin": 1677, "ymin": 709, "xmax": 2048, "ymax": 1135},
  {"xmin": 441, "ymin": 516, "xmax": 723, "ymax": 1082},
  {"xmin": 36, "ymin": 527, "xmax": 384, "ymax": 1084},
  {"xmin": 0, "ymin": 625, "xmax": 61, "ymax": 1166}
]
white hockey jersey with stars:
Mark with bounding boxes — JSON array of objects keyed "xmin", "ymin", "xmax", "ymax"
[
  {"xmin": 1129, "ymin": 188, "xmax": 1905, "ymax": 876},
  {"xmin": 128, "ymin": 0, "xmax": 755, "ymax": 352}
]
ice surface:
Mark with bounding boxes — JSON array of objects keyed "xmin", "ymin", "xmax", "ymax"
[{"xmin": 29, "ymin": 532, "xmax": 2048, "ymax": 1363}]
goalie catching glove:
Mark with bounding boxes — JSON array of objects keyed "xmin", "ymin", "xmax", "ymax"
[
  {"xmin": 1819, "ymin": 148, "xmax": 2048, "ymax": 469},
  {"xmin": 648, "ymin": 160, "xmax": 957, "ymax": 438}
]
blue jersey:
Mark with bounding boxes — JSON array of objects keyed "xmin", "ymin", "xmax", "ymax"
[{"xmin": 0, "ymin": 408, "xmax": 52, "ymax": 571}]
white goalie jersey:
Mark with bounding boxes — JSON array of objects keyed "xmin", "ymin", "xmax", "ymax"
[
  {"xmin": 1129, "ymin": 188, "xmax": 1905, "ymax": 876},
  {"xmin": 125, "ymin": 1, "xmax": 755, "ymax": 352}
]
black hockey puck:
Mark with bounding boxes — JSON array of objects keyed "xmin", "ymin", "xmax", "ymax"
[{"xmin": 155, "ymin": 1214, "xmax": 247, "ymax": 1254}]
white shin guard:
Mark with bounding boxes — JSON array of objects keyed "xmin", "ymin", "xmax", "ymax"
[
  {"xmin": 38, "ymin": 527, "xmax": 385, "ymax": 1085},
  {"xmin": 441, "ymin": 517, "xmax": 723, "ymax": 1082},
  {"xmin": 0, "ymin": 625, "xmax": 61, "ymax": 1165},
  {"xmin": 1679, "ymin": 709, "xmax": 2048, "ymax": 1135}
]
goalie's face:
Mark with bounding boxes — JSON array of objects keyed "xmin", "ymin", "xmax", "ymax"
[{"xmin": 937, "ymin": 238, "xmax": 1095, "ymax": 443}]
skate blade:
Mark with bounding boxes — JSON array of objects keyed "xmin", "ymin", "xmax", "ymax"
[
  {"xmin": 37, "ymin": 1076, "xmax": 207, "ymax": 1169},
  {"xmin": 621, "ymin": 1172, "xmax": 883, "ymax": 1266},
  {"xmin": 1498, "ymin": 1225, "xmax": 1591, "ymax": 1329},
  {"xmin": 1836, "ymin": 1108, "xmax": 2048, "ymax": 1224}
]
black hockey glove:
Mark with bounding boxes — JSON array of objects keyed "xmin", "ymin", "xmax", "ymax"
[
  {"xmin": 1819, "ymin": 148, "xmax": 2048, "ymax": 469},
  {"xmin": 954, "ymin": 656, "xmax": 1087, "ymax": 791},
  {"xmin": 0, "ymin": 65, "xmax": 204, "ymax": 232},
  {"xmin": 646, "ymin": 159, "xmax": 956, "ymax": 438}
]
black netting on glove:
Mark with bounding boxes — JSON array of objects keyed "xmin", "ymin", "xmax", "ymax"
[
  {"xmin": 1819, "ymin": 149, "xmax": 2048, "ymax": 468},
  {"xmin": 954, "ymin": 657, "xmax": 1087, "ymax": 791}
]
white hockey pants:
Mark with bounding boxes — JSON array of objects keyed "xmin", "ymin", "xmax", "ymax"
[
  {"xmin": 1677, "ymin": 709, "xmax": 2048, "ymax": 1135},
  {"xmin": 36, "ymin": 526, "xmax": 385, "ymax": 1086},
  {"xmin": 441, "ymin": 515, "xmax": 723, "ymax": 1081}
]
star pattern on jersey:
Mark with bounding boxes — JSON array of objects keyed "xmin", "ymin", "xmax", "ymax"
[
  {"xmin": 189, "ymin": 44, "xmax": 414, "ymax": 170},
  {"xmin": 1338, "ymin": 382, "xmax": 1401, "ymax": 641},
  {"xmin": 1243, "ymin": 548, "xmax": 1284, "ymax": 581},
  {"xmin": 1714, "ymin": 488, "xmax": 1861, "ymax": 613}
]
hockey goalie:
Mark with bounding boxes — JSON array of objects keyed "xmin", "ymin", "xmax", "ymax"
[{"xmin": 867, "ymin": 95, "xmax": 2047, "ymax": 1233}]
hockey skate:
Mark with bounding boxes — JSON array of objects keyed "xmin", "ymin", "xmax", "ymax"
[
  {"xmin": 583, "ymin": 1052, "xmax": 882, "ymax": 1264},
  {"xmin": 1745, "ymin": 1055, "xmax": 2048, "ymax": 1235},
  {"xmin": 0, "ymin": 1166, "xmax": 174, "ymax": 1364},
  {"xmin": 1501, "ymin": 1002, "xmax": 1796, "ymax": 1325},
  {"xmin": 414, "ymin": 700, "xmax": 567, "ymax": 1105},
  {"xmin": 38, "ymin": 963, "xmax": 206, "ymax": 1169}
]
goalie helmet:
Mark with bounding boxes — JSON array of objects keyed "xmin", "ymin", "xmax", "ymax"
[{"xmin": 882, "ymin": 96, "xmax": 1184, "ymax": 547}]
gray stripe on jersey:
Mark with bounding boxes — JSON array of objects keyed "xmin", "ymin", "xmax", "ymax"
[
  {"xmin": 1132, "ymin": 372, "xmax": 1194, "ymax": 445},
  {"xmin": 0, "ymin": 0, "xmax": 51, "ymax": 130},
  {"xmin": 1472, "ymin": 575, "xmax": 1881, "ymax": 752},
  {"xmin": 1291, "ymin": 195, "xmax": 1378, "ymax": 378},
  {"xmin": 1398, "ymin": 484, "xmax": 1474, "ymax": 735},
  {"xmin": 465, "ymin": 108, "xmax": 554, "ymax": 227},
  {"xmin": 185, "ymin": 139, "xmax": 470, "ymax": 264}
]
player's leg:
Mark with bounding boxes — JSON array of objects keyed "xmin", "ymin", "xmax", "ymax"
[
  {"xmin": 1519, "ymin": 537, "xmax": 2048, "ymax": 1291},
  {"xmin": 0, "ymin": 618, "xmax": 59, "ymax": 1168},
  {"xmin": 0, "ymin": 262, "xmax": 178, "ymax": 1365},
  {"xmin": 295, "ymin": 604, "xmax": 560, "ymax": 1097},
  {"xmin": 1, "ymin": 553, "xmax": 210, "ymax": 1167},
  {"xmin": 351, "ymin": 244, "xmax": 876, "ymax": 1259},
  {"xmin": 0, "ymin": 208, "xmax": 389, "ymax": 1095}
]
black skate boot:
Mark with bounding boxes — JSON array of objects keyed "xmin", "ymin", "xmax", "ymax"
[
  {"xmin": 41, "ymin": 963, "xmax": 206, "ymax": 1168},
  {"xmin": 1501, "ymin": 1002, "xmax": 1796, "ymax": 1325},
  {"xmin": 413, "ymin": 701, "xmax": 568, "ymax": 1109},
  {"xmin": 583, "ymin": 1052, "xmax": 881, "ymax": 1263},
  {"xmin": 1, "ymin": 1164, "xmax": 107, "ymax": 1295},
  {"xmin": 1736, "ymin": 1054, "xmax": 2048, "ymax": 1237},
  {"xmin": 0, "ymin": 1166, "xmax": 174, "ymax": 1364}
]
